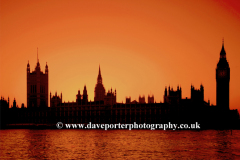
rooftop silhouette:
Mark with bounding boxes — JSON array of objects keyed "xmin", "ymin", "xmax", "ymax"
[{"xmin": 0, "ymin": 43, "xmax": 239, "ymax": 129}]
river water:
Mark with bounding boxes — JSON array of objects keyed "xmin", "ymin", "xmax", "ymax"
[{"xmin": 1, "ymin": 129, "xmax": 240, "ymax": 159}]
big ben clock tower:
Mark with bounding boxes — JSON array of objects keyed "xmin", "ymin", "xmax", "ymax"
[{"xmin": 216, "ymin": 41, "xmax": 230, "ymax": 110}]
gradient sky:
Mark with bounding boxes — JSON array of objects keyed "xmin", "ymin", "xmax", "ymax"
[{"xmin": 1, "ymin": 0, "xmax": 240, "ymax": 112}]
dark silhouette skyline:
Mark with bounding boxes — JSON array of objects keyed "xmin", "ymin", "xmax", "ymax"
[
  {"xmin": 27, "ymin": 56, "xmax": 48, "ymax": 108},
  {"xmin": 1, "ymin": 0, "xmax": 240, "ymax": 118},
  {"xmin": 216, "ymin": 42, "xmax": 230, "ymax": 111},
  {"xmin": 0, "ymin": 42, "xmax": 239, "ymax": 129}
]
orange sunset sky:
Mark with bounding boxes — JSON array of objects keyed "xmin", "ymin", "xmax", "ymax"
[{"xmin": 0, "ymin": 0, "xmax": 240, "ymax": 112}]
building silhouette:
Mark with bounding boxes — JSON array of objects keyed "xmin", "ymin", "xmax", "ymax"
[
  {"xmin": 0, "ymin": 43, "xmax": 239, "ymax": 129},
  {"xmin": 164, "ymin": 86, "xmax": 182, "ymax": 105},
  {"xmin": 94, "ymin": 66, "xmax": 106, "ymax": 102},
  {"xmin": 216, "ymin": 41, "xmax": 230, "ymax": 110},
  {"xmin": 148, "ymin": 95, "xmax": 154, "ymax": 104},
  {"xmin": 82, "ymin": 85, "xmax": 88, "ymax": 105},
  {"xmin": 27, "ymin": 54, "xmax": 48, "ymax": 108},
  {"xmin": 104, "ymin": 88, "xmax": 116, "ymax": 105},
  {"xmin": 191, "ymin": 84, "xmax": 204, "ymax": 106},
  {"xmin": 50, "ymin": 92, "xmax": 62, "ymax": 108},
  {"xmin": 139, "ymin": 95, "xmax": 146, "ymax": 104}
]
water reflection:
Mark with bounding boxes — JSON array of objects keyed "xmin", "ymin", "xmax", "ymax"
[
  {"xmin": 0, "ymin": 130, "xmax": 240, "ymax": 159},
  {"xmin": 214, "ymin": 130, "xmax": 234, "ymax": 159}
]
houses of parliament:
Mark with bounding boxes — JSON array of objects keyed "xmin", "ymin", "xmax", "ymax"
[{"xmin": 0, "ymin": 42, "xmax": 239, "ymax": 129}]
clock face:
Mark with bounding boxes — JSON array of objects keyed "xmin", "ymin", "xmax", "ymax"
[{"xmin": 218, "ymin": 70, "xmax": 226, "ymax": 77}]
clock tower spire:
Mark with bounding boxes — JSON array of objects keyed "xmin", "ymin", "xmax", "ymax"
[{"xmin": 216, "ymin": 40, "xmax": 230, "ymax": 110}]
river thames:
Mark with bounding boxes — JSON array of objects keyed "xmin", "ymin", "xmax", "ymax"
[{"xmin": 1, "ymin": 129, "xmax": 240, "ymax": 159}]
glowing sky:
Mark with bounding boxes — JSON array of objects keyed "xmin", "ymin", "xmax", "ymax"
[{"xmin": 0, "ymin": 0, "xmax": 240, "ymax": 112}]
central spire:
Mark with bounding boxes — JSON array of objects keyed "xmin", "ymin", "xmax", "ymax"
[
  {"xmin": 36, "ymin": 47, "xmax": 40, "ymax": 69},
  {"xmin": 97, "ymin": 65, "xmax": 102, "ymax": 84},
  {"xmin": 37, "ymin": 48, "xmax": 39, "ymax": 62},
  {"xmin": 99, "ymin": 65, "xmax": 101, "ymax": 76},
  {"xmin": 220, "ymin": 38, "xmax": 226, "ymax": 58}
]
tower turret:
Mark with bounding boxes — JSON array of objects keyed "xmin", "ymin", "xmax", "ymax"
[
  {"xmin": 13, "ymin": 98, "xmax": 16, "ymax": 108},
  {"xmin": 82, "ymin": 85, "xmax": 88, "ymax": 104},
  {"xmin": 76, "ymin": 90, "xmax": 81, "ymax": 105},
  {"xmin": 94, "ymin": 65, "xmax": 106, "ymax": 102},
  {"xmin": 216, "ymin": 40, "xmax": 230, "ymax": 110},
  {"xmin": 27, "ymin": 61, "xmax": 30, "ymax": 73},
  {"xmin": 97, "ymin": 65, "xmax": 102, "ymax": 84},
  {"xmin": 164, "ymin": 87, "xmax": 167, "ymax": 96},
  {"xmin": 27, "ymin": 50, "xmax": 48, "ymax": 108},
  {"xmin": 45, "ymin": 62, "xmax": 48, "ymax": 74}
]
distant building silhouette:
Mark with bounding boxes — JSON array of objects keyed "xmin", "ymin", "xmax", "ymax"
[
  {"xmin": 126, "ymin": 97, "xmax": 131, "ymax": 104},
  {"xmin": 0, "ymin": 97, "xmax": 10, "ymax": 128},
  {"xmin": 104, "ymin": 88, "xmax": 116, "ymax": 105},
  {"xmin": 94, "ymin": 66, "xmax": 106, "ymax": 102},
  {"xmin": 164, "ymin": 86, "xmax": 182, "ymax": 105},
  {"xmin": 191, "ymin": 85, "xmax": 204, "ymax": 105},
  {"xmin": 0, "ymin": 97, "xmax": 9, "ymax": 109},
  {"xmin": 50, "ymin": 92, "xmax": 62, "ymax": 107},
  {"xmin": 148, "ymin": 95, "xmax": 154, "ymax": 103},
  {"xmin": 76, "ymin": 90, "xmax": 82, "ymax": 105},
  {"xmin": 27, "ymin": 54, "xmax": 48, "ymax": 108},
  {"xmin": 216, "ymin": 41, "xmax": 230, "ymax": 110},
  {"xmin": 92, "ymin": 66, "xmax": 117, "ymax": 105},
  {"xmin": 0, "ymin": 42, "xmax": 239, "ymax": 129},
  {"xmin": 139, "ymin": 95, "xmax": 146, "ymax": 104},
  {"xmin": 12, "ymin": 98, "xmax": 17, "ymax": 109},
  {"xmin": 82, "ymin": 85, "xmax": 88, "ymax": 105}
]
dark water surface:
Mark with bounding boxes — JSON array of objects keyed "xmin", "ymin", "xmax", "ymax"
[{"xmin": 1, "ymin": 129, "xmax": 240, "ymax": 159}]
